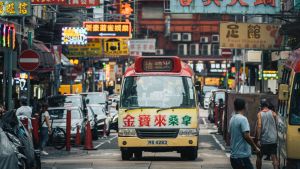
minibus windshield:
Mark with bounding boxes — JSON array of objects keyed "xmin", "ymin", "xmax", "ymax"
[
  {"xmin": 121, "ymin": 76, "xmax": 196, "ymax": 108},
  {"xmin": 291, "ymin": 73, "xmax": 300, "ymax": 125}
]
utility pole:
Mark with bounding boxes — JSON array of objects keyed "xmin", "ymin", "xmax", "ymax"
[{"xmin": 27, "ymin": 31, "xmax": 32, "ymax": 105}]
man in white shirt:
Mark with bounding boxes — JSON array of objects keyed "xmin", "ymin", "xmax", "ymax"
[{"xmin": 16, "ymin": 100, "xmax": 33, "ymax": 135}]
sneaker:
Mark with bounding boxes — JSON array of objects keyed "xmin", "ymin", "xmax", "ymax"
[{"xmin": 41, "ymin": 151, "xmax": 49, "ymax": 155}]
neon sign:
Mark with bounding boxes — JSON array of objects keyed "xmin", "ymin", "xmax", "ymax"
[
  {"xmin": 0, "ymin": 24, "xmax": 16, "ymax": 49},
  {"xmin": 61, "ymin": 27, "xmax": 88, "ymax": 45}
]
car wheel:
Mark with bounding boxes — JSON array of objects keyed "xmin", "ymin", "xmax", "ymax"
[
  {"xmin": 181, "ymin": 148, "xmax": 198, "ymax": 161},
  {"xmin": 92, "ymin": 129, "xmax": 98, "ymax": 140},
  {"xmin": 121, "ymin": 150, "xmax": 133, "ymax": 160},
  {"xmin": 134, "ymin": 151, "xmax": 142, "ymax": 159}
]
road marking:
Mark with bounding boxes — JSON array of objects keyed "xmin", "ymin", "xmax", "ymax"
[
  {"xmin": 212, "ymin": 134, "xmax": 226, "ymax": 151},
  {"xmin": 95, "ymin": 135, "xmax": 117, "ymax": 149}
]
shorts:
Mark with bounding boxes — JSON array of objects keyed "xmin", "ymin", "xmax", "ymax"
[
  {"xmin": 230, "ymin": 157, "xmax": 254, "ymax": 169},
  {"xmin": 261, "ymin": 143, "xmax": 277, "ymax": 155}
]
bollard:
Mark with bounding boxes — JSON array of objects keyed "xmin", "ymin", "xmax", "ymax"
[
  {"xmin": 75, "ymin": 125, "xmax": 81, "ymax": 146},
  {"xmin": 84, "ymin": 121, "xmax": 94, "ymax": 150},
  {"xmin": 66, "ymin": 109, "xmax": 71, "ymax": 151},
  {"xmin": 31, "ymin": 117, "xmax": 40, "ymax": 147}
]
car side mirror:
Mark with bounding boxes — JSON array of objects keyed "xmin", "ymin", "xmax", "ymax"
[{"xmin": 279, "ymin": 84, "xmax": 289, "ymax": 101}]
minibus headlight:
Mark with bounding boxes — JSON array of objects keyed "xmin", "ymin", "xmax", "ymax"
[
  {"xmin": 119, "ymin": 128, "xmax": 137, "ymax": 137},
  {"xmin": 178, "ymin": 129, "xmax": 198, "ymax": 136}
]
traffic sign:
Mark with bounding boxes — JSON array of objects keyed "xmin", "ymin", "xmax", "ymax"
[
  {"xmin": 221, "ymin": 49, "xmax": 232, "ymax": 58},
  {"xmin": 19, "ymin": 50, "xmax": 40, "ymax": 72}
]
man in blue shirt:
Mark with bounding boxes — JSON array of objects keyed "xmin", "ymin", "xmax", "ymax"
[{"xmin": 229, "ymin": 98, "xmax": 260, "ymax": 169}]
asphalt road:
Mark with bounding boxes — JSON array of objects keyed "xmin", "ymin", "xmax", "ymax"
[{"xmin": 41, "ymin": 109, "xmax": 273, "ymax": 169}]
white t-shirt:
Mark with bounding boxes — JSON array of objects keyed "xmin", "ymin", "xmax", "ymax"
[
  {"xmin": 41, "ymin": 111, "xmax": 50, "ymax": 128},
  {"xmin": 16, "ymin": 106, "xmax": 32, "ymax": 118}
]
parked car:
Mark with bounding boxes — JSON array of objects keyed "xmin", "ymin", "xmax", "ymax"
[
  {"xmin": 87, "ymin": 104, "xmax": 111, "ymax": 136},
  {"xmin": 48, "ymin": 94, "xmax": 86, "ymax": 114},
  {"xmin": 48, "ymin": 107, "xmax": 86, "ymax": 139},
  {"xmin": 203, "ymin": 92, "xmax": 213, "ymax": 109},
  {"xmin": 80, "ymin": 92, "xmax": 108, "ymax": 106}
]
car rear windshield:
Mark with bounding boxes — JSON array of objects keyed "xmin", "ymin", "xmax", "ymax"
[
  {"xmin": 48, "ymin": 109, "xmax": 81, "ymax": 119},
  {"xmin": 86, "ymin": 94, "xmax": 106, "ymax": 104}
]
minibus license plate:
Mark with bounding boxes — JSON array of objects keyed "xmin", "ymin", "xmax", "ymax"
[{"xmin": 148, "ymin": 140, "xmax": 167, "ymax": 145}]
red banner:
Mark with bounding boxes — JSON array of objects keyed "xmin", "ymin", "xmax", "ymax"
[
  {"xmin": 31, "ymin": 0, "xmax": 67, "ymax": 4},
  {"xmin": 66, "ymin": 0, "xmax": 100, "ymax": 6}
]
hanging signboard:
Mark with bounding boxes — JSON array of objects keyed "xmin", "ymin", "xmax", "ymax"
[
  {"xmin": 66, "ymin": 0, "xmax": 100, "ymax": 7},
  {"xmin": 31, "ymin": 0, "xmax": 66, "ymax": 4},
  {"xmin": 104, "ymin": 39, "xmax": 129, "ymax": 56},
  {"xmin": 0, "ymin": 0, "xmax": 31, "ymax": 16},
  {"xmin": 220, "ymin": 23, "xmax": 283, "ymax": 49},
  {"xmin": 67, "ymin": 39, "xmax": 102, "ymax": 57},
  {"xmin": 259, "ymin": 70, "xmax": 278, "ymax": 80},
  {"xmin": 129, "ymin": 39, "xmax": 156, "ymax": 53},
  {"xmin": 61, "ymin": 27, "xmax": 88, "ymax": 45},
  {"xmin": 170, "ymin": 0, "xmax": 280, "ymax": 14},
  {"xmin": 83, "ymin": 22, "xmax": 132, "ymax": 39}
]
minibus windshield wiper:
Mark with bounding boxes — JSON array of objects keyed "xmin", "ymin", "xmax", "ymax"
[
  {"xmin": 156, "ymin": 106, "xmax": 189, "ymax": 113},
  {"xmin": 124, "ymin": 106, "xmax": 159, "ymax": 112}
]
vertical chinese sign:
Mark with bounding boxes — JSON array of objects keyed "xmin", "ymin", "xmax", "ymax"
[
  {"xmin": 170, "ymin": 0, "xmax": 280, "ymax": 14},
  {"xmin": 220, "ymin": 23, "xmax": 283, "ymax": 49},
  {"xmin": 0, "ymin": 0, "xmax": 31, "ymax": 16}
]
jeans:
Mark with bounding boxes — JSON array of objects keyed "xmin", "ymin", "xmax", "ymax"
[
  {"xmin": 40, "ymin": 127, "xmax": 49, "ymax": 150},
  {"xmin": 230, "ymin": 157, "xmax": 254, "ymax": 169}
]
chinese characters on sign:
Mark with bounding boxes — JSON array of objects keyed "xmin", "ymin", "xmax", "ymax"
[
  {"xmin": 83, "ymin": 22, "xmax": 132, "ymax": 39},
  {"xmin": 220, "ymin": 23, "xmax": 283, "ymax": 49},
  {"xmin": 0, "ymin": 0, "xmax": 31, "ymax": 16},
  {"xmin": 67, "ymin": 39, "xmax": 102, "ymax": 57},
  {"xmin": 122, "ymin": 114, "xmax": 193, "ymax": 127},
  {"xmin": 170, "ymin": 0, "xmax": 280, "ymax": 14},
  {"xmin": 61, "ymin": 27, "xmax": 87, "ymax": 45},
  {"xmin": 129, "ymin": 39, "xmax": 156, "ymax": 56},
  {"xmin": 67, "ymin": 0, "xmax": 100, "ymax": 6},
  {"xmin": 31, "ymin": 0, "xmax": 66, "ymax": 4}
]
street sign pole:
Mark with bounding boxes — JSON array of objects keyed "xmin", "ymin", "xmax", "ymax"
[{"xmin": 27, "ymin": 32, "xmax": 32, "ymax": 105}]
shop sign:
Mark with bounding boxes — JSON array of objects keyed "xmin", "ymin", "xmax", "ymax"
[
  {"xmin": 67, "ymin": 39, "xmax": 102, "ymax": 57},
  {"xmin": 83, "ymin": 22, "xmax": 132, "ymax": 39},
  {"xmin": 220, "ymin": 23, "xmax": 283, "ymax": 49},
  {"xmin": 259, "ymin": 70, "xmax": 278, "ymax": 80},
  {"xmin": 271, "ymin": 51, "xmax": 291, "ymax": 61},
  {"xmin": 0, "ymin": 24, "xmax": 16, "ymax": 49},
  {"xmin": 170, "ymin": 0, "xmax": 280, "ymax": 14},
  {"xmin": 122, "ymin": 114, "xmax": 192, "ymax": 128},
  {"xmin": 0, "ymin": 0, "xmax": 31, "ymax": 16},
  {"xmin": 129, "ymin": 39, "xmax": 156, "ymax": 53},
  {"xmin": 65, "ymin": 0, "xmax": 100, "ymax": 7},
  {"xmin": 104, "ymin": 39, "xmax": 129, "ymax": 56},
  {"xmin": 246, "ymin": 50, "xmax": 262, "ymax": 62},
  {"xmin": 62, "ymin": 27, "xmax": 87, "ymax": 45},
  {"xmin": 205, "ymin": 78, "xmax": 220, "ymax": 86},
  {"xmin": 31, "ymin": 0, "xmax": 66, "ymax": 4}
]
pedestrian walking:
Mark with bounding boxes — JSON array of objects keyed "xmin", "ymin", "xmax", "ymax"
[
  {"xmin": 256, "ymin": 100, "xmax": 279, "ymax": 169},
  {"xmin": 229, "ymin": 98, "xmax": 260, "ymax": 169},
  {"xmin": 40, "ymin": 103, "xmax": 51, "ymax": 155},
  {"xmin": 16, "ymin": 99, "xmax": 33, "ymax": 136}
]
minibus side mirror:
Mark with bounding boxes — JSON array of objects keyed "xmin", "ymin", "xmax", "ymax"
[{"xmin": 279, "ymin": 84, "xmax": 289, "ymax": 101}]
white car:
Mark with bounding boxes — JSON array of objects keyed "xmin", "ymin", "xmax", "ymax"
[{"xmin": 203, "ymin": 92, "xmax": 213, "ymax": 109}]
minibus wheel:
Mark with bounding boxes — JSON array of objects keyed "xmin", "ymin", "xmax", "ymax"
[{"xmin": 121, "ymin": 150, "xmax": 133, "ymax": 160}]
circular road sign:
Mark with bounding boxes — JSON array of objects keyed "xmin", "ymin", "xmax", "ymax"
[{"xmin": 19, "ymin": 49, "xmax": 40, "ymax": 72}]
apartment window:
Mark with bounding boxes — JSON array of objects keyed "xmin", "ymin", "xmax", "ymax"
[
  {"xmin": 201, "ymin": 44, "xmax": 208, "ymax": 56},
  {"xmin": 212, "ymin": 44, "xmax": 220, "ymax": 56},
  {"xmin": 164, "ymin": 0, "xmax": 170, "ymax": 13},
  {"xmin": 142, "ymin": 6, "xmax": 163, "ymax": 19}
]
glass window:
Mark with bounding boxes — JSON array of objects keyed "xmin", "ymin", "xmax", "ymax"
[
  {"xmin": 121, "ymin": 76, "xmax": 196, "ymax": 108},
  {"xmin": 212, "ymin": 44, "xmax": 220, "ymax": 56},
  {"xmin": 90, "ymin": 106, "xmax": 106, "ymax": 117},
  {"xmin": 290, "ymin": 73, "xmax": 300, "ymax": 125},
  {"xmin": 48, "ymin": 109, "xmax": 81, "ymax": 119},
  {"xmin": 201, "ymin": 44, "xmax": 208, "ymax": 56},
  {"xmin": 65, "ymin": 96, "xmax": 82, "ymax": 107},
  {"xmin": 142, "ymin": 6, "xmax": 163, "ymax": 19}
]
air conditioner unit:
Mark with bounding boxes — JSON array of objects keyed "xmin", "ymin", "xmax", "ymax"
[
  {"xmin": 182, "ymin": 33, "xmax": 192, "ymax": 42},
  {"xmin": 190, "ymin": 44, "xmax": 199, "ymax": 56},
  {"xmin": 155, "ymin": 49, "xmax": 164, "ymax": 55},
  {"xmin": 212, "ymin": 35, "xmax": 220, "ymax": 43},
  {"xmin": 200, "ymin": 37, "xmax": 209, "ymax": 43},
  {"xmin": 178, "ymin": 44, "xmax": 188, "ymax": 56},
  {"xmin": 171, "ymin": 33, "xmax": 181, "ymax": 41}
]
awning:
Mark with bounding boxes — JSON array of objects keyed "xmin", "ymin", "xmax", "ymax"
[{"xmin": 21, "ymin": 40, "xmax": 55, "ymax": 72}]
